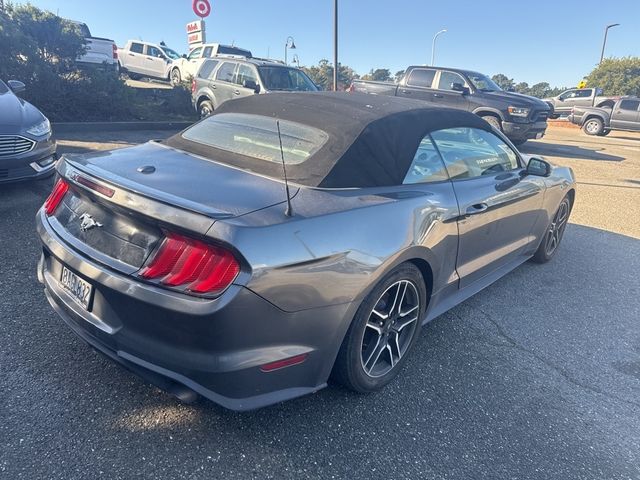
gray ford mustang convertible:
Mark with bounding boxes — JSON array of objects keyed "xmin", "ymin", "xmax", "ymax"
[{"xmin": 36, "ymin": 92, "xmax": 575, "ymax": 410}]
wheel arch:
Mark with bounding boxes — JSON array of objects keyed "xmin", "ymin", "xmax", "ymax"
[{"xmin": 473, "ymin": 108, "xmax": 505, "ymax": 122}]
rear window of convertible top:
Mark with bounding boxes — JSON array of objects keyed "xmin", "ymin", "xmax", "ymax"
[{"xmin": 181, "ymin": 113, "xmax": 329, "ymax": 165}]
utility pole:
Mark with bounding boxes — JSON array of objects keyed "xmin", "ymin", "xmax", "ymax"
[
  {"xmin": 599, "ymin": 23, "xmax": 620, "ymax": 64},
  {"xmin": 333, "ymin": 0, "xmax": 338, "ymax": 91}
]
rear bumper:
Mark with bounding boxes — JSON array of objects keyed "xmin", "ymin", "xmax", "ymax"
[
  {"xmin": 0, "ymin": 136, "xmax": 57, "ymax": 183},
  {"xmin": 36, "ymin": 211, "xmax": 350, "ymax": 411},
  {"xmin": 502, "ymin": 120, "xmax": 548, "ymax": 141}
]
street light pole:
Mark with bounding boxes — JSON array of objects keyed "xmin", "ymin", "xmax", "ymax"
[
  {"xmin": 430, "ymin": 29, "xmax": 447, "ymax": 66},
  {"xmin": 284, "ymin": 36, "xmax": 296, "ymax": 65},
  {"xmin": 333, "ymin": 0, "xmax": 338, "ymax": 91},
  {"xmin": 599, "ymin": 23, "xmax": 620, "ymax": 64}
]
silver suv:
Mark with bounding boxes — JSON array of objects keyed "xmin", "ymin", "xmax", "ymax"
[{"xmin": 191, "ymin": 57, "xmax": 318, "ymax": 117}]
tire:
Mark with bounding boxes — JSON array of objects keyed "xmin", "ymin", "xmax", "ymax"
[
  {"xmin": 198, "ymin": 100, "xmax": 214, "ymax": 118},
  {"xmin": 531, "ymin": 195, "xmax": 572, "ymax": 264},
  {"xmin": 481, "ymin": 115, "xmax": 502, "ymax": 131},
  {"xmin": 583, "ymin": 117, "xmax": 604, "ymax": 136},
  {"xmin": 333, "ymin": 263, "xmax": 427, "ymax": 393},
  {"xmin": 600, "ymin": 129, "xmax": 611, "ymax": 136},
  {"xmin": 170, "ymin": 68, "xmax": 181, "ymax": 86}
]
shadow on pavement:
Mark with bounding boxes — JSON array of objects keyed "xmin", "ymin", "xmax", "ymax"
[{"xmin": 521, "ymin": 141, "xmax": 625, "ymax": 161}]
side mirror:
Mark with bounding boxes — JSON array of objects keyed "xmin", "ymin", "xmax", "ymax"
[
  {"xmin": 526, "ymin": 157, "xmax": 551, "ymax": 177},
  {"xmin": 243, "ymin": 79, "xmax": 260, "ymax": 93},
  {"xmin": 451, "ymin": 82, "xmax": 469, "ymax": 95},
  {"xmin": 8, "ymin": 80, "xmax": 26, "ymax": 93}
]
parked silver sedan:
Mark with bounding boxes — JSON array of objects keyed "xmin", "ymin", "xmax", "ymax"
[
  {"xmin": 0, "ymin": 80, "xmax": 56, "ymax": 182},
  {"xmin": 36, "ymin": 92, "xmax": 575, "ymax": 410}
]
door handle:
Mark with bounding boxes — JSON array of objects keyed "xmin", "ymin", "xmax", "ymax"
[
  {"xmin": 211, "ymin": 84, "xmax": 216, "ymax": 89},
  {"xmin": 466, "ymin": 203, "xmax": 488, "ymax": 215},
  {"xmin": 400, "ymin": 89, "xmax": 410, "ymax": 94},
  {"xmin": 128, "ymin": 53, "xmax": 134, "ymax": 56},
  {"xmin": 233, "ymin": 90, "xmax": 240, "ymax": 95},
  {"xmin": 433, "ymin": 93, "xmax": 443, "ymax": 98}
]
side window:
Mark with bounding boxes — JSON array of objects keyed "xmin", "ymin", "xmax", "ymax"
[
  {"xmin": 187, "ymin": 47, "xmax": 202, "ymax": 61},
  {"xmin": 202, "ymin": 46, "xmax": 213, "ymax": 58},
  {"xmin": 436, "ymin": 71, "xmax": 466, "ymax": 90},
  {"xmin": 130, "ymin": 43, "xmax": 144, "ymax": 54},
  {"xmin": 146, "ymin": 46, "xmax": 162, "ymax": 57},
  {"xmin": 575, "ymin": 89, "xmax": 593, "ymax": 98},
  {"xmin": 431, "ymin": 128, "xmax": 519, "ymax": 180},
  {"xmin": 619, "ymin": 99, "xmax": 640, "ymax": 111},
  {"xmin": 236, "ymin": 64, "xmax": 258, "ymax": 87},
  {"xmin": 197, "ymin": 59, "xmax": 219, "ymax": 79},
  {"xmin": 215, "ymin": 62, "xmax": 237, "ymax": 83},
  {"xmin": 406, "ymin": 68, "xmax": 436, "ymax": 88},
  {"xmin": 559, "ymin": 90, "xmax": 575, "ymax": 100},
  {"xmin": 403, "ymin": 136, "xmax": 449, "ymax": 184}
]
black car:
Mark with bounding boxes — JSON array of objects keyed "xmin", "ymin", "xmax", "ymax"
[{"xmin": 0, "ymin": 80, "xmax": 57, "ymax": 182}]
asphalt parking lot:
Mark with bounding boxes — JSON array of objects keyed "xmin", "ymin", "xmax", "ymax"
[{"xmin": 1, "ymin": 126, "xmax": 639, "ymax": 479}]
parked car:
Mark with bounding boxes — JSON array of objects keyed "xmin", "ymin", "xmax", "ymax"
[
  {"xmin": 0, "ymin": 79, "xmax": 56, "ymax": 183},
  {"xmin": 350, "ymin": 66, "xmax": 551, "ymax": 145},
  {"xmin": 36, "ymin": 92, "xmax": 575, "ymax": 410},
  {"xmin": 68, "ymin": 20, "xmax": 117, "ymax": 71},
  {"xmin": 567, "ymin": 97, "xmax": 640, "ymax": 135},
  {"xmin": 543, "ymin": 87, "xmax": 617, "ymax": 118},
  {"xmin": 170, "ymin": 43, "xmax": 253, "ymax": 84},
  {"xmin": 191, "ymin": 57, "xmax": 318, "ymax": 117},
  {"xmin": 117, "ymin": 40, "xmax": 182, "ymax": 84}
]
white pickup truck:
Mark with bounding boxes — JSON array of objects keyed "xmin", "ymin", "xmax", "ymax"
[
  {"xmin": 117, "ymin": 40, "xmax": 182, "ymax": 84},
  {"xmin": 170, "ymin": 43, "xmax": 252, "ymax": 83},
  {"xmin": 69, "ymin": 21, "xmax": 117, "ymax": 70}
]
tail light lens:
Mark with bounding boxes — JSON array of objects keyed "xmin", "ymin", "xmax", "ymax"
[
  {"xmin": 140, "ymin": 232, "xmax": 240, "ymax": 296},
  {"xmin": 112, "ymin": 44, "xmax": 118, "ymax": 59},
  {"xmin": 43, "ymin": 179, "xmax": 69, "ymax": 215},
  {"xmin": 191, "ymin": 79, "xmax": 196, "ymax": 94}
]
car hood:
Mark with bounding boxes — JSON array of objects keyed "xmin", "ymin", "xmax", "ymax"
[
  {"xmin": 64, "ymin": 141, "xmax": 297, "ymax": 219},
  {"xmin": 0, "ymin": 89, "xmax": 45, "ymax": 130},
  {"xmin": 478, "ymin": 90, "xmax": 550, "ymax": 110}
]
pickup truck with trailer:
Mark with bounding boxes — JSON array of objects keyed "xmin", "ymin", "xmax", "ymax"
[
  {"xmin": 68, "ymin": 20, "xmax": 117, "ymax": 70},
  {"xmin": 350, "ymin": 66, "xmax": 550, "ymax": 145},
  {"xmin": 170, "ymin": 43, "xmax": 253, "ymax": 84},
  {"xmin": 117, "ymin": 40, "xmax": 182, "ymax": 84},
  {"xmin": 567, "ymin": 97, "xmax": 640, "ymax": 136},
  {"xmin": 543, "ymin": 87, "xmax": 617, "ymax": 118}
]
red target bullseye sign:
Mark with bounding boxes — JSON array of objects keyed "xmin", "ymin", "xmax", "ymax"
[{"xmin": 192, "ymin": 0, "xmax": 211, "ymax": 18}]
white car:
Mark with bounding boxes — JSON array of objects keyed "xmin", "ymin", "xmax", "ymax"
[
  {"xmin": 170, "ymin": 43, "xmax": 252, "ymax": 84},
  {"xmin": 117, "ymin": 40, "xmax": 182, "ymax": 84},
  {"xmin": 69, "ymin": 21, "xmax": 117, "ymax": 70}
]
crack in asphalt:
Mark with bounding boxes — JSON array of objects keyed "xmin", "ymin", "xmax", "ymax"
[{"xmin": 463, "ymin": 305, "xmax": 640, "ymax": 410}]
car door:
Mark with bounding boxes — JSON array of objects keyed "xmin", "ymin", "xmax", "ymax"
[
  {"xmin": 212, "ymin": 61, "xmax": 239, "ymax": 107},
  {"xmin": 126, "ymin": 42, "xmax": 145, "ymax": 73},
  {"xmin": 185, "ymin": 46, "xmax": 203, "ymax": 78},
  {"xmin": 430, "ymin": 127, "xmax": 546, "ymax": 288},
  {"xmin": 557, "ymin": 89, "xmax": 592, "ymax": 114},
  {"xmin": 432, "ymin": 70, "xmax": 470, "ymax": 110},
  {"xmin": 396, "ymin": 68, "xmax": 437, "ymax": 104},
  {"xmin": 610, "ymin": 99, "xmax": 640, "ymax": 130},
  {"xmin": 144, "ymin": 45, "xmax": 168, "ymax": 78}
]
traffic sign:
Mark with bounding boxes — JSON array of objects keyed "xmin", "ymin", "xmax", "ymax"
[{"xmin": 192, "ymin": 0, "xmax": 211, "ymax": 18}]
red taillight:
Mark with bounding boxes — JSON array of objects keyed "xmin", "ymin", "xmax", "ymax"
[
  {"xmin": 72, "ymin": 174, "xmax": 115, "ymax": 198},
  {"xmin": 43, "ymin": 179, "xmax": 69, "ymax": 215},
  {"xmin": 112, "ymin": 44, "xmax": 118, "ymax": 59},
  {"xmin": 191, "ymin": 79, "xmax": 196, "ymax": 94},
  {"xmin": 140, "ymin": 233, "xmax": 240, "ymax": 296},
  {"xmin": 260, "ymin": 354, "xmax": 308, "ymax": 372}
]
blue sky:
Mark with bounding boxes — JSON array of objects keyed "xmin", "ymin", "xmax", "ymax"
[{"xmin": 28, "ymin": 0, "xmax": 639, "ymax": 88}]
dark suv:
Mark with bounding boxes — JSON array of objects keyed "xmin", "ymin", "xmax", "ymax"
[{"xmin": 191, "ymin": 57, "xmax": 318, "ymax": 117}]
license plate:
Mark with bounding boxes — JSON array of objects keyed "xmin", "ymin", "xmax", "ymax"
[
  {"xmin": 536, "ymin": 133, "xmax": 543, "ymax": 139},
  {"xmin": 60, "ymin": 266, "xmax": 93, "ymax": 310}
]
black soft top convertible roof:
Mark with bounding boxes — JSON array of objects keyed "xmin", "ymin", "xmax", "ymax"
[{"xmin": 166, "ymin": 92, "xmax": 492, "ymax": 188}]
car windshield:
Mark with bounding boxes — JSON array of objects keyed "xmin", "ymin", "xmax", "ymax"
[
  {"xmin": 217, "ymin": 46, "xmax": 252, "ymax": 57},
  {"xmin": 466, "ymin": 72, "xmax": 502, "ymax": 92},
  {"xmin": 181, "ymin": 113, "xmax": 328, "ymax": 165},
  {"xmin": 258, "ymin": 67, "xmax": 318, "ymax": 92},
  {"xmin": 160, "ymin": 46, "xmax": 181, "ymax": 60}
]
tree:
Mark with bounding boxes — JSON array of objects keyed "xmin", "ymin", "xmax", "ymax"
[
  {"xmin": 303, "ymin": 59, "xmax": 359, "ymax": 90},
  {"xmin": 361, "ymin": 68, "xmax": 391, "ymax": 82},
  {"xmin": 491, "ymin": 73, "xmax": 515, "ymax": 91},
  {"xmin": 394, "ymin": 70, "xmax": 405, "ymax": 83},
  {"xmin": 585, "ymin": 57, "xmax": 640, "ymax": 96}
]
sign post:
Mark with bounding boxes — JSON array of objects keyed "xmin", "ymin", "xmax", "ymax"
[{"xmin": 187, "ymin": 0, "xmax": 211, "ymax": 50}]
